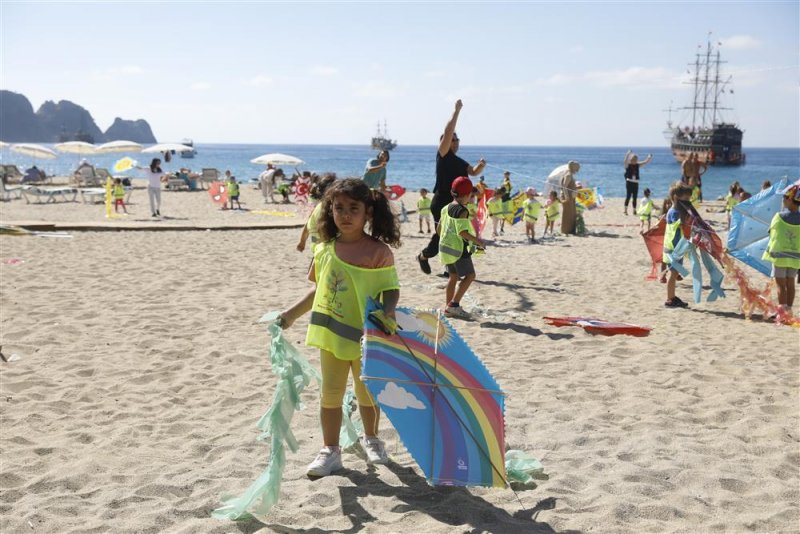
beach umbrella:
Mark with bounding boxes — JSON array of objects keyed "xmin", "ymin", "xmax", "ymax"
[
  {"xmin": 96, "ymin": 140, "xmax": 143, "ymax": 153},
  {"xmin": 250, "ymin": 153, "xmax": 304, "ymax": 166},
  {"xmin": 362, "ymin": 298, "xmax": 508, "ymax": 488},
  {"xmin": 142, "ymin": 142, "xmax": 194, "ymax": 153},
  {"xmin": 727, "ymin": 177, "xmax": 792, "ymax": 276},
  {"xmin": 54, "ymin": 141, "xmax": 98, "ymax": 155},
  {"xmin": 544, "ymin": 163, "xmax": 569, "ymax": 196},
  {"xmin": 10, "ymin": 143, "xmax": 57, "ymax": 160}
]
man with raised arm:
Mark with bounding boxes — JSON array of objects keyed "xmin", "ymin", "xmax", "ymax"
[{"xmin": 417, "ymin": 99, "xmax": 487, "ymax": 274}]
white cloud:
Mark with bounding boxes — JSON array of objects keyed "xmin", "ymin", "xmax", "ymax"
[
  {"xmin": 536, "ymin": 73, "xmax": 575, "ymax": 86},
  {"xmin": 248, "ymin": 75, "xmax": 273, "ymax": 87},
  {"xmin": 191, "ymin": 81, "xmax": 211, "ymax": 91},
  {"xmin": 310, "ymin": 66, "xmax": 338, "ymax": 77},
  {"xmin": 91, "ymin": 65, "xmax": 145, "ymax": 81},
  {"xmin": 377, "ymin": 382, "xmax": 426, "ymax": 410},
  {"xmin": 720, "ymin": 35, "xmax": 762, "ymax": 50}
]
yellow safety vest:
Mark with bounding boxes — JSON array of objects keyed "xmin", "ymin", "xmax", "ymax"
[
  {"xmin": 662, "ymin": 217, "xmax": 683, "ymax": 264},
  {"xmin": 725, "ymin": 193, "xmax": 739, "ymax": 212},
  {"xmin": 523, "ymin": 199, "xmax": 541, "ymax": 222},
  {"xmin": 228, "ymin": 181, "xmax": 239, "ymax": 196},
  {"xmin": 545, "ymin": 201, "xmax": 560, "ymax": 222},
  {"xmin": 439, "ymin": 204, "xmax": 474, "ymax": 265},
  {"xmin": 690, "ymin": 186, "xmax": 700, "ymax": 208},
  {"xmin": 637, "ymin": 198, "xmax": 654, "ymax": 220},
  {"xmin": 487, "ymin": 197, "xmax": 503, "ymax": 216},
  {"xmin": 466, "ymin": 202, "xmax": 477, "ymax": 219},
  {"xmin": 417, "ymin": 197, "xmax": 432, "ymax": 215},
  {"xmin": 306, "ymin": 241, "xmax": 399, "ymax": 360},
  {"xmin": 112, "ymin": 184, "xmax": 125, "ymax": 199},
  {"xmin": 762, "ymin": 213, "xmax": 800, "ymax": 269},
  {"xmin": 306, "ymin": 203, "xmax": 322, "ymax": 244}
]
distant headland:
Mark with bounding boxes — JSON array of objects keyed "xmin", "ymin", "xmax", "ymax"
[{"xmin": 0, "ymin": 89, "xmax": 157, "ymax": 144}]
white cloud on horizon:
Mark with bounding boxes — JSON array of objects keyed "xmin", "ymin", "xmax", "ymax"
[
  {"xmin": 720, "ymin": 35, "xmax": 762, "ymax": 50},
  {"xmin": 536, "ymin": 67, "xmax": 683, "ymax": 89}
]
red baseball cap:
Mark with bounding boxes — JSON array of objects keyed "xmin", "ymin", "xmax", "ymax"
[{"xmin": 451, "ymin": 176, "xmax": 474, "ymax": 197}]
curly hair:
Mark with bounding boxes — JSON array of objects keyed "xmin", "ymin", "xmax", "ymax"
[{"xmin": 317, "ymin": 178, "xmax": 402, "ymax": 247}]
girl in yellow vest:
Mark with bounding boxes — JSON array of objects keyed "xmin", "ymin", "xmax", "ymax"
[
  {"xmin": 112, "ymin": 178, "xmax": 128, "ymax": 214},
  {"xmin": 438, "ymin": 176, "xmax": 484, "ymax": 319},
  {"xmin": 297, "ymin": 174, "xmax": 337, "ymax": 253},
  {"xmin": 637, "ymin": 188, "xmax": 654, "ymax": 233},
  {"xmin": 279, "ymin": 179, "xmax": 401, "ymax": 476},
  {"xmin": 523, "ymin": 187, "xmax": 541, "ymax": 243},
  {"xmin": 725, "ymin": 181, "xmax": 741, "ymax": 228},
  {"xmin": 663, "ymin": 182, "xmax": 694, "ymax": 308},
  {"xmin": 417, "ymin": 188, "xmax": 432, "ymax": 234},
  {"xmin": 486, "ymin": 186, "xmax": 505, "ymax": 237},
  {"xmin": 763, "ymin": 184, "xmax": 800, "ymax": 317},
  {"xmin": 543, "ymin": 190, "xmax": 560, "ymax": 237}
]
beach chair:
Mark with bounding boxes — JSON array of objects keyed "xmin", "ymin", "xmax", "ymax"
[
  {"xmin": 22, "ymin": 186, "xmax": 78, "ymax": 204},
  {"xmin": 79, "ymin": 187, "xmax": 106, "ymax": 204},
  {"xmin": 96, "ymin": 168, "xmax": 113, "ymax": 182},
  {"xmin": 1, "ymin": 178, "xmax": 23, "ymax": 201},
  {"xmin": 71, "ymin": 166, "xmax": 102, "ymax": 187},
  {"xmin": 3, "ymin": 165, "xmax": 25, "ymax": 184},
  {"xmin": 199, "ymin": 168, "xmax": 219, "ymax": 190},
  {"xmin": 165, "ymin": 173, "xmax": 190, "ymax": 191}
]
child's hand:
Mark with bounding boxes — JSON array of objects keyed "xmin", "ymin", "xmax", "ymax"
[
  {"xmin": 296, "ymin": 241, "xmax": 305, "ymax": 252},
  {"xmin": 277, "ymin": 313, "xmax": 294, "ymax": 329}
]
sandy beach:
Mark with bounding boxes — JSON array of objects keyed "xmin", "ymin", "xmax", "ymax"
[{"xmin": 1, "ymin": 185, "xmax": 798, "ymax": 533}]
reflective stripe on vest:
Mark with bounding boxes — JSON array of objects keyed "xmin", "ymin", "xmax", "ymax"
[{"xmin": 309, "ymin": 311, "xmax": 362, "ymax": 343}]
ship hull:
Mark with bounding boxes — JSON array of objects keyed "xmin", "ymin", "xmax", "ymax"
[{"xmin": 670, "ymin": 124, "xmax": 745, "ymax": 166}]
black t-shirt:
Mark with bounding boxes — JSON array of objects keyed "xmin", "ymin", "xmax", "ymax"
[
  {"xmin": 624, "ymin": 164, "xmax": 640, "ymax": 182},
  {"xmin": 434, "ymin": 151, "xmax": 469, "ymax": 196},
  {"xmin": 447, "ymin": 202, "xmax": 471, "ymax": 257}
]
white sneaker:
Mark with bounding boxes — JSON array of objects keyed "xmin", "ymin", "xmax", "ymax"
[
  {"xmin": 361, "ymin": 436, "xmax": 388, "ymax": 465},
  {"xmin": 306, "ymin": 446, "xmax": 343, "ymax": 477}
]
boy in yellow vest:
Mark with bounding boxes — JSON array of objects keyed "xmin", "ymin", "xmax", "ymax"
[
  {"xmin": 439, "ymin": 176, "xmax": 484, "ymax": 319},
  {"xmin": 663, "ymin": 182, "xmax": 694, "ymax": 308},
  {"xmin": 763, "ymin": 184, "xmax": 800, "ymax": 316},
  {"xmin": 225, "ymin": 171, "xmax": 241, "ymax": 210},
  {"xmin": 417, "ymin": 188, "xmax": 432, "ymax": 233},
  {"xmin": 523, "ymin": 187, "xmax": 541, "ymax": 243}
]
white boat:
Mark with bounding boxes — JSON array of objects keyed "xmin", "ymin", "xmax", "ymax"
[{"xmin": 180, "ymin": 138, "xmax": 197, "ymax": 158}]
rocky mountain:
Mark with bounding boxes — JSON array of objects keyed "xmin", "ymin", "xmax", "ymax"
[
  {"xmin": 0, "ymin": 90, "xmax": 157, "ymax": 143},
  {"xmin": 104, "ymin": 118, "xmax": 156, "ymax": 144}
]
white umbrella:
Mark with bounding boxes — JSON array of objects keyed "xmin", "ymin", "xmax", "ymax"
[
  {"xmin": 54, "ymin": 141, "xmax": 98, "ymax": 155},
  {"xmin": 10, "ymin": 143, "xmax": 58, "ymax": 160},
  {"xmin": 96, "ymin": 140, "xmax": 143, "ymax": 153},
  {"xmin": 544, "ymin": 164, "xmax": 570, "ymax": 197},
  {"xmin": 250, "ymin": 153, "xmax": 305, "ymax": 166},
  {"xmin": 142, "ymin": 142, "xmax": 194, "ymax": 153}
]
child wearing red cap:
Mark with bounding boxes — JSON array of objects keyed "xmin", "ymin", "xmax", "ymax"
[
  {"xmin": 438, "ymin": 176, "xmax": 484, "ymax": 319},
  {"xmin": 763, "ymin": 184, "xmax": 800, "ymax": 317}
]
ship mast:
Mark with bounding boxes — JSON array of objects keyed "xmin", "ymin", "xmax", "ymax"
[
  {"xmin": 701, "ymin": 35, "xmax": 713, "ymax": 128},
  {"xmin": 690, "ymin": 47, "xmax": 701, "ymax": 130}
]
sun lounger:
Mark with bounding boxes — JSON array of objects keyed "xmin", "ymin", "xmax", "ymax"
[
  {"xmin": 22, "ymin": 186, "xmax": 78, "ymax": 204},
  {"xmin": 1, "ymin": 179, "xmax": 23, "ymax": 201},
  {"xmin": 79, "ymin": 186, "xmax": 134, "ymax": 204},
  {"xmin": 71, "ymin": 166, "xmax": 103, "ymax": 187},
  {"xmin": 2, "ymin": 165, "xmax": 25, "ymax": 184},
  {"xmin": 199, "ymin": 168, "xmax": 219, "ymax": 190},
  {"xmin": 166, "ymin": 174, "xmax": 191, "ymax": 190}
]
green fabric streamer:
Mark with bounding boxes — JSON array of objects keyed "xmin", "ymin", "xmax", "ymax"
[
  {"xmin": 338, "ymin": 389, "xmax": 364, "ymax": 451},
  {"xmin": 504, "ymin": 449, "xmax": 544, "ymax": 484},
  {"xmin": 212, "ymin": 313, "xmax": 320, "ymax": 522}
]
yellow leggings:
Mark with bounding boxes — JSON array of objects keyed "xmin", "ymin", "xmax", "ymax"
[{"xmin": 320, "ymin": 350, "xmax": 376, "ymax": 409}]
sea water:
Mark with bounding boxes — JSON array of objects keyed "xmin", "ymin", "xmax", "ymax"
[{"xmin": 4, "ymin": 144, "xmax": 797, "ymax": 199}]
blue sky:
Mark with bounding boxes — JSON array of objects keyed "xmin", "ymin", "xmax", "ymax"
[{"xmin": 1, "ymin": 1, "xmax": 798, "ymax": 147}]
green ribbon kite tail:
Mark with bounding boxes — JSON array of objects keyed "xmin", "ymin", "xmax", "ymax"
[{"xmin": 212, "ymin": 312, "xmax": 321, "ymax": 522}]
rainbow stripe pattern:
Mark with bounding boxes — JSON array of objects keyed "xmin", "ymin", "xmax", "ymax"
[{"xmin": 361, "ymin": 298, "xmax": 507, "ymax": 487}]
